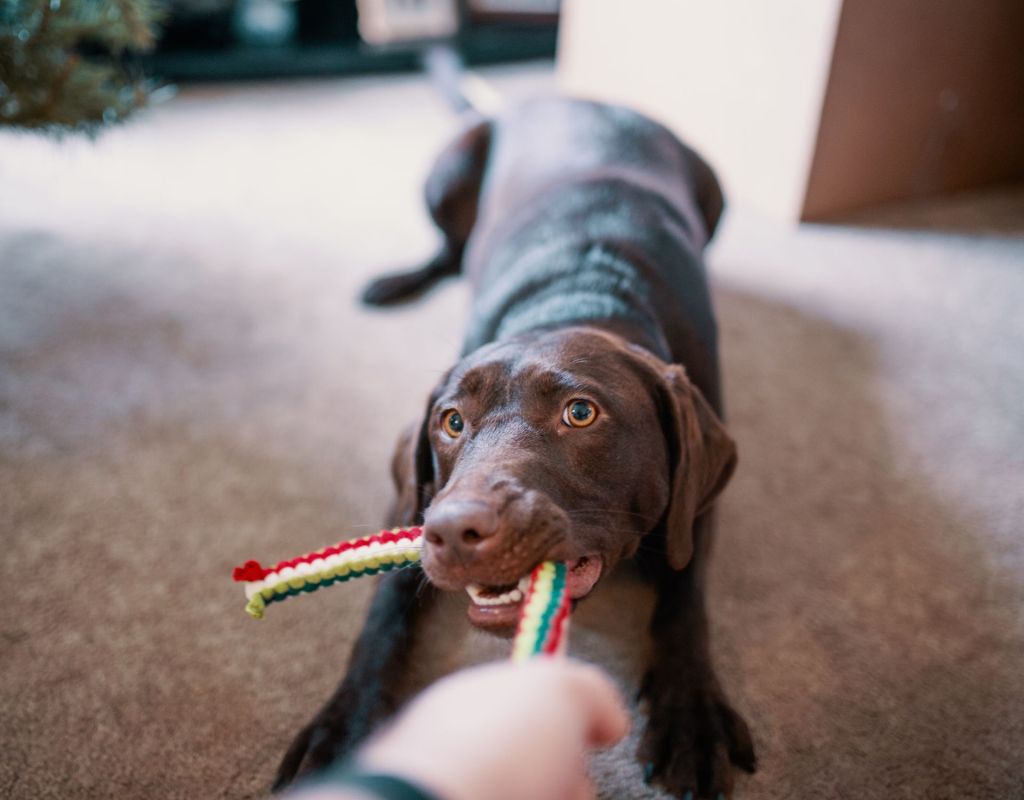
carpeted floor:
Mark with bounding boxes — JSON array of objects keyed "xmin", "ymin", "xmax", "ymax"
[{"xmin": 1, "ymin": 64, "xmax": 1022, "ymax": 800}]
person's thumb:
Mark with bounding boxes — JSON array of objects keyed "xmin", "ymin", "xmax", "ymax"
[{"xmin": 562, "ymin": 662, "xmax": 630, "ymax": 748}]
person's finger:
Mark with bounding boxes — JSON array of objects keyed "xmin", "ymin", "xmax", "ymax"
[
  {"xmin": 560, "ymin": 662, "xmax": 631, "ymax": 748},
  {"xmin": 566, "ymin": 772, "xmax": 596, "ymax": 800}
]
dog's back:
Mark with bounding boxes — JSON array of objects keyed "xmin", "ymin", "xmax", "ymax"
[
  {"xmin": 463, "ymin": 97, "xmax": 726, "ymax": 409},
  {"xmin": 474, "ymin": 97, "xmax": 720, "ymax": 247}
]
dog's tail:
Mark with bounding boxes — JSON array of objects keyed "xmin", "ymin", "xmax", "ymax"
[
  {"xmin": 422, "ymin": 45, "xmax": 503, "ymax": 117},
  {"xmin": 361, "ymin": 51, "xmax": 495, "ymax": 307}
]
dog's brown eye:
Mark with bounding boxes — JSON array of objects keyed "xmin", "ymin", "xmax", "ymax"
[
  {"xmin": 563, "ymin": 399, "xmax": 597, "ymax": 428},
  {"xmin": 441, "ymin": 409, "xmax": 465, "ymax": 437}
]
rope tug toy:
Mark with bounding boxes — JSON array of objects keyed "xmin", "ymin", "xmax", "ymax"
[{"xmin": 232, "ymin": 528, "xmax": 571, "ymax": 660}]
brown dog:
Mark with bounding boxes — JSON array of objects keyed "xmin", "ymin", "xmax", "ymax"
[{"xmin": 275, "ymin": 97, "xmax": 755, "ymax": 798}]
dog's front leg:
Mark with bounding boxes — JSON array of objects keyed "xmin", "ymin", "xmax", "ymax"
[
  {"xmin": 273, "ymin": 567, "xmax": 436, "ymax": 790},
  {"xmin": 639, "ymin": 513, "xmax": 756, "ymax": 800}
]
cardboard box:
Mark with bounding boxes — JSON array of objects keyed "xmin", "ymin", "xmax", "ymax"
[{"xmin": 558, "ymin": 0, "xmax": 1024, "ymax": 221}]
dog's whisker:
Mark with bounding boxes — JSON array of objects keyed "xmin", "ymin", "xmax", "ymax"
[
  {"xmin": 566, "ymin": 506, "xmax": 653, "ymax": 516},
  {"xmin": 414, "ymin": 571, "xmax": 433, "ymax": 598}
]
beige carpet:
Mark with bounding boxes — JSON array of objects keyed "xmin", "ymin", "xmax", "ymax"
[{"xmin": 1, "ymin": 64, "xmax": 1022, "ymax": 799}]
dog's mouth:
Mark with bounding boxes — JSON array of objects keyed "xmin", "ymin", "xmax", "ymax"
[{"xmin": 464, "ymin": 554, "xmax": 603, "ymax": 632}]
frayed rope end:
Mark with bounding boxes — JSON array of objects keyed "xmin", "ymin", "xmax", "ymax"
[
  {"xmin": 245, "ymin": 594, "xmax": 267, "ymax": 619},
  {"xmin": 233, "ymin": 560, "xmax": 270, "ymax": 582}
]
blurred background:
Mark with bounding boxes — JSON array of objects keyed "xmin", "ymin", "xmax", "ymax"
[
  {"xmin": 1, "ymin": 2, "xmax": 1023, "ymax": 799},
  {"xmin": 149, "ymin": 0, "xmax": 558, "ymax": 80},
  {"xmin": 3, "ymin": 0, "xmax": 1022, "ymax": 219}
]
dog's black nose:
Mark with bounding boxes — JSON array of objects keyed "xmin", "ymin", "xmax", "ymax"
[{"xmin": 422, "ymin": 499, "xmax": 499, "ymax": 562}]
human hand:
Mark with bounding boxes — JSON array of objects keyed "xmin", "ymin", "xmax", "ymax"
[
  {"xmin": 363, "ymin": 658, "xmax": 629, "ymax": 800},
  {"xmin": 293, "ymin": 658, "xmax": 629, "ymax": 800}
]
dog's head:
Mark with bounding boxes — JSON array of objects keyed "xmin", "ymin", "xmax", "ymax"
[{"xmin": 390, "ymin": 327, "xmax": 736, "ymax": 632}]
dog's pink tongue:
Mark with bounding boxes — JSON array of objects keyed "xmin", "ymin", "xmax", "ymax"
[{"xmin": 565, "ymin": 556, "xmax": 602, "ymax": 600}]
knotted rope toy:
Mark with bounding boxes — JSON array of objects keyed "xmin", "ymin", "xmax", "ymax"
[{"xmin": 232, "ymin": 527, "xmax": 571, "ymax": 660}]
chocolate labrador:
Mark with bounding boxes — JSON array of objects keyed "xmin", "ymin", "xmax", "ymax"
[{"xmin": 275, "ymin": 97, "xmax": 755, "ymax": 798}]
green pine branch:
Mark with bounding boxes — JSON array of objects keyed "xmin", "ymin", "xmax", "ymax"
[{"xmin": 0, "ymin": 0, "xmax": 163, "ymax": 133}]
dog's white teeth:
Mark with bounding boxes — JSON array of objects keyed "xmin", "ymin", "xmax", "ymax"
[
  {"xmin": 517, "ymin": 576, "xmax": 530, "ymax": 593},
  {"xmin": 465, "ymin": 583, "xmax": 526, "ymax": 607}
]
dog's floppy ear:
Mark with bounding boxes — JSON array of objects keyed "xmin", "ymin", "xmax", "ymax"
[
  {"xmin": 655, "ymin": 364, "xmax": 737, "ymax": 570},
  {"xmin": 388, "ymin": 385, "xmax": 445, "ymax": 526}
]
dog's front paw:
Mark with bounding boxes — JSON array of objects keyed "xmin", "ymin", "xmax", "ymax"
[
  {"xmin": 638, "ymin": 680, "xmax": 756, "ymax": 799},
  {"xmin": 272, "ymin": 692, "xmax": 370, "ymax": 791}
]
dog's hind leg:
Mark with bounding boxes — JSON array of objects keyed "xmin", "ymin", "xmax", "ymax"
[{"xmin": 361, "ymin": 118, "xmax": 492, "ymax": 306}]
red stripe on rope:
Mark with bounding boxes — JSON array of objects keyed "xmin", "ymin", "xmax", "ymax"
[
  {"xmin": 231, "ymin": 527, "xmax": 423, "ymax": 583},
  {"xmin": 541, "ymin": 593, "xmax": 571, "ymax": 655}
]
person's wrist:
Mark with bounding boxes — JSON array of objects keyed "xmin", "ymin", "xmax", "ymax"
[
  {"xmin": 357, "ymin": 738, "xmax": 474, "ymax": 800},
  {"xmin": 290, "ymin": 759, "xmax": 448, "ymax": 800}
]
